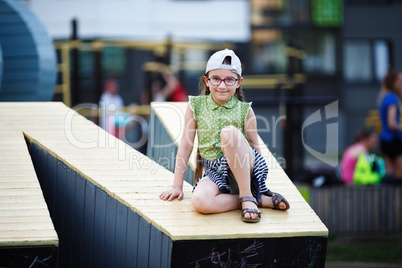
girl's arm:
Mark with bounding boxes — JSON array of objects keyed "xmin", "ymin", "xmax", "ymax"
[
  {"xmin": 159, "ymin": 103, "xmax": 196, "ymax": 201},
  {"xmin": 387, "ymin": 105, "xmax": 402, "ymax": 131},
  {"xmin": 244, "ymin": 108, "xmax": 262, "ymax": 155}
]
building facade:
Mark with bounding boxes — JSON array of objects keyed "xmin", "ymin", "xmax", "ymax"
[{"xmin": 19, "ymin": 0, "xmax": 402, "ymax": 178}]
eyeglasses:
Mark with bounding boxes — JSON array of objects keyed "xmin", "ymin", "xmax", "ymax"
[{"xmin": 207, "ymin": 76, "xmax": 239, "ymax": 86}]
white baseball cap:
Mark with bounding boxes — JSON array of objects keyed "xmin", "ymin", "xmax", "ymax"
[{"xmin": 205, "ymin": 49, "xmax": 242, "ymax": 76}]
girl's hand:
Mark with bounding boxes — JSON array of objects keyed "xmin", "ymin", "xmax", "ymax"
[{"xmin": 159, "ymin": 186, "xmax": 183, "ymax": 201}]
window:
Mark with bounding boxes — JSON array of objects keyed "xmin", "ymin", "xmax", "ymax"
[
  {"xmin": 250, "ymin": 38, "xmax": 287, "ymax": 74},
  {"xmin": 250, "ymin": 0, "xmax": 311, "ymax": 27},
  {"xmin": 77, "ymin": 49, "xmax": 93, "ymax": 79},
  {"xmin": 373, "ymin": 40, "xmax": 390, "ymax": 82},
  {"xmin": 102, "ymin": 46, "xmax": 126, "ymax": 77},
  {"xmin": 343, "ymin": 40, "xmax": 371, "ymax": 82},
  {"xmin": 300, "ymin": 31, "xmax": 337, "ymax": 75},
  {"xmin": 249, "ymin": 30, "xmax": 339, "ymax": 76},
  {"xmin": 343, "ymin": 39, "xmax": 391, "ymax": 83}
]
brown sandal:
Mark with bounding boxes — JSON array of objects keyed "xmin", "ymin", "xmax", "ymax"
[
  {"xmin": 257, "ymin": 192, "xmax": 290, "ymax": 211},
  {"xmin": 239, "ymin": 197, "xmax": 262, "ymax": 223}
]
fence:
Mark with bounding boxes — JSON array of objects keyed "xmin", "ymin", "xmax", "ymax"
[{"xmin": 309, "ymin": 185, "xmax": 402, "ymax": 236}]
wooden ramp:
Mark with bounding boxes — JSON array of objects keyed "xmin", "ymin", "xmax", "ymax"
[
  {"xmin": 1, "ymin": 102, "xmax": 328, "ymax": 267},
  {"xmin": 148, "ymin": 102, "xmax": 329, "ymax": 266},
  {"xmin": 0, "ymin": 103, "xmax": 59, "ymax": 267}
]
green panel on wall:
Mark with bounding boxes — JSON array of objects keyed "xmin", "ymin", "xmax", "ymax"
[{"xmin": 312, "ymin": 0, "xmax": 343, "ymax": 27}]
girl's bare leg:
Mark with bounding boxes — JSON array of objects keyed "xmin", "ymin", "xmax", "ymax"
[
  {"xmin": 192, "ymin": 179, "xmax": 239, "ymax": 213},
  {"xmin": 221, "ymin": 126, "xmax": 287, "ymax": 213},
  {"xmin": 191, "ymin": 179, "xmax": 284, "ymax": 214},
  {"xmin": 220, "ymin": 126, "xmax": 260, "ymax": 220},
  {"xmin": 192, "ymin": 126, "xmax": 285, "ymax": 218}
]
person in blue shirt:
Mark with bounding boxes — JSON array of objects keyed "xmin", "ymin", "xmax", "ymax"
[{"xmin": 378, "ymin": 67, "xmax": 402, "ymax": 179}]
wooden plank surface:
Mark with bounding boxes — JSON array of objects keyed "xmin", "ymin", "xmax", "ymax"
[
  {"xmin": 0, "ymin": 102, "xmax": 327, "ymax": 244},
  {"xmin": 151, "ymin": 102, "xmax": 328, "ymax": 240},
  {"xmin": 0, "ymin": 104, "xmax": 58, "ymax": 247}
]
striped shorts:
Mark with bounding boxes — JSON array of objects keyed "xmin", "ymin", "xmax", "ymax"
[{"xmin": 193, "ymin": 147, "xmax": 270, "ymax": 199}]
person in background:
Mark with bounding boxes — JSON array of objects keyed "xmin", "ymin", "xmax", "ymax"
[
  {"xmin": 141, "ymin": 62, "xmax": 188, "ymax": 104},
  {"xmin": 378, "ymin": 67, "xmax": 402, "ymax": 180},
  {"xmin": 139, "ymin": 63, "xmax": 188, "ymax": 153},
  {"xmin": 340, "ymin": 129, "xmax": 378, "ymax": 185},
  {"xmin": 161, "ymin": 67, "xmax": 188, "ymax": 102},
  {"xmin": 99, "ymin": 78, "xmax": 137, "ymax": 140},
  {"xmin": 99, "ymin": 79, "xmax": 124, "ymax": 136}
]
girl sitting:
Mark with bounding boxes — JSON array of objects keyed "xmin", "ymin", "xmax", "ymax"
[{"xmin": 160, "ymin": 49, "xmax": 289, "ymax": 223}]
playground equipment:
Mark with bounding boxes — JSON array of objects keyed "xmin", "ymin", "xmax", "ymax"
[
  {"xmin": 1, "ymin": 101, "xmax": 328, "ymax": 267},
  {"xmin": 0, "ymin": 0, "xmax": 56, "ymax": 101}
]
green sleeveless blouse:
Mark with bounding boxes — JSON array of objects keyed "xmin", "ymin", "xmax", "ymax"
[{"xmin": 189, "ymin": 94, "xmax": 251, "ymax": 161}]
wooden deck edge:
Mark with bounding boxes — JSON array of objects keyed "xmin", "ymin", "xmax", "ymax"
[
  {"xmin": 0, "ymin": 240, "xmax": 59, "ymax": 248},
  {"xmin": 168, "ymin": 232, "xmax": 329, "ymax": 241}
]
